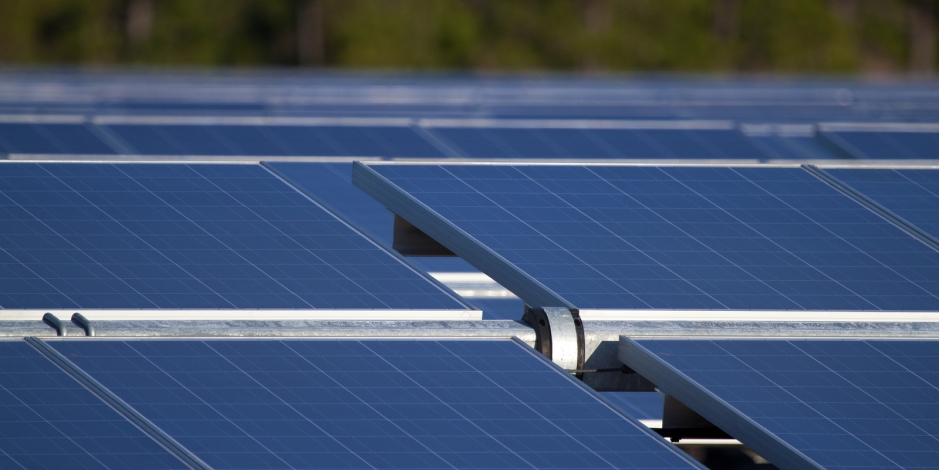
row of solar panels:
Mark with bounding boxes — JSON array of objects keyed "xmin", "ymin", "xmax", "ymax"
[
  {"xmin": 2, "ymin": 119, "xmax": 937, "ymax": 160},
  {"xmin": 4, "ymin": 334, "xmax": 936, "ymax": 470},
  {"xmin": 6, "ymin": 74, "xmax": 939, "ymax": 123},
  {"xmin": 2, "ymin": 161, "xmax": 938, "ymax": 319},
  {"xmin": 0, "ymin": 337, "xmax": 705, "ymax": 470}
]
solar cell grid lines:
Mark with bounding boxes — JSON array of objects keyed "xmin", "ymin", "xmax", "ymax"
[
  {"xmin": 363, "ymin": 163, "xmax": 939, "ymax": 311},
  {"xmin": 827, "ymin": 168, "xmax": 939, "ymax": 243},
  {"xmin": 51, "ymin": 339, "xmax": 703, "ymax": 470},
  {"xmin": 0, "ymin": 341, "xmax": 185, "ymax": 470},
  {"xmin": 0, "ymin": 162, "xmax": 465, "ymax": 311},
  {"xmin": 621, "ymin": 338, "xmax": 939, "ymax": 470}
]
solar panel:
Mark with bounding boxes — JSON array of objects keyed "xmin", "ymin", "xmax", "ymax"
[
  {"xmin": 0, "ymin": 123, "xmax": 116, "ymax": 155},
  {"xmin": 102, "ymin": 124, "xmax": 446, "ymax": 157},
  {"xmin": 0, "ymin": 340, "xmax": 184, "ymax": 469},
  {"xmin": 425, "ymin": 126, "xmax": 770, "ymax": 160},
  {"xmin": 358, "ymin": 163, "xmax": 939, "ymax": 311},
  {"xmin": 52, "ymin": 339, "xmax": 703, "ymax": 470},
  {"xmin": 0, "ymin": 162, "xmax": 466, "ymax": 311},
  {"xmin": 826, "ymin": 168, "xmax": 939, "ymax": 241},
  {"xmin": 620, "ymin": 338, "xmax": 939, "ymax": 470},
  {"xmin": 816, "ymin": 125, "xmax": 939, "ymax": 160}
]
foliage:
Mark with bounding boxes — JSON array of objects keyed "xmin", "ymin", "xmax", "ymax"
[{"xmin": 0, "ymin": 0, "xmax": 933, "ymax": 72}]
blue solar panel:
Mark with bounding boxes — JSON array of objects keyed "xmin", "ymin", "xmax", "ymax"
[
  {"xmin": 827, "ymin": 168, "xmax": 939, "ymax": 241},
  {"xmin": 818, "ymin": 130, "xmax": 939, "ymax": 160},
  {"xmin": 52, "ymin": 339, "xmax": 702, "ymax": 470},
  {"xmin": 365, "ymin": 164, "xmax": 939, "ymax": 310},
  {"xmin": 0, "ymin": 341, "xmax": 184, "ymax": 469},
  {"xmin": 104, "ymin": 125, "xmax": 446, "ymax": 157},
  {"xmin": 0, "ymin": 124, "xmax": 116, "ymax": 155},
  {"xmin": 0, "ymin": 162, "xmax": 465, "ymax": 310},
  {"xmin": 624, "ymin": 338, "xmax": 939, "ymax": 470},
  {"xmin": 427, "ymin": 127, "xmax": 770, "ymax": 159}
]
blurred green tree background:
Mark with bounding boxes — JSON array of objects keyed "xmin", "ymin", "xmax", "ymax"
[{"xmin": 0, "ymin": 0, "xmax": 936, "ymax": 73}]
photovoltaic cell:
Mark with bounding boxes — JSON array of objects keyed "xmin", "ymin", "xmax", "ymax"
[
  {"xmin": 0, "ymin": 124, "xmax": 115, "ymax": 155},
  {"xmin": 0, "ymin": 162, "xmax": 464, "ymax": 310},
  {"xmin": 367, "ymin": 164, "xmax": 939, "ymax": 310},
  {"xmin": 103, "ymin": 125, "xmax": 446, "ymax": 157},
  {"xmin": 52, "ymin": 339, "xmax": 702, "ymax": 470},
  {"xmin": 0, "ymin": 341, "xmax": 184, "ymax": 470},
  {"xmin": 623, "ymin": 338, "xmax": 939, "ymax": 470},
  {"xmin": 427, "ymin": 128, "xmax": 770, "ymax": 159},
  {"xmin": 827, "ymin": 168, "xmax": 939, "ymax": 241}
]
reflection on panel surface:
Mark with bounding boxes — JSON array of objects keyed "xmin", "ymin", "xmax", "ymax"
[
  {"xmin": 626, "ymin": 338, "xmax": 939, "ymax": 470},
  {"xmin": 53, "ymin": 339, "xmax": 701, "ymax": 470},
  {"xmin": 0, "ymin": 341, "xmax": 184, "ymax": 470},
  {"xmin": 0, "ymin": 163, "xmax": 464, "ymax": 310},
  {"xmin": 369, "ymin": 164, "xmax": 939, "ymax": 310}
]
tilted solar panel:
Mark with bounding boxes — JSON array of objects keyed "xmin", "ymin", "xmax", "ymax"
[
  {"xmin": 0, "ymin": 341, "xmax": 185, "ymax": 469},
  {"xmin": 52, "ymin": 339, "xmax": 704, "ymax": 470},
  {"xmin": 356, "ymin": 163, "xmax": 939, "ymax": 311},
  {"xmin": 826, "ymin": 168, "xmax": 939, "ymax": 242},
  {"xmin": 102, "ymin": 124, "xmax": 446, "ymax": 157},
  {"xmin": 0, "ymin": 123, "xmax": 116, "ymax": 155},
  {"xmin": 816, "ymin": 126, "xmax": 939, "ymax": 160},
  {"xmin": 620, "ymin": 338, "xmax": 939, "ymax": 470},
  {"xmin": 0, "ymin": 163, "xmax": 466, "ymax": 311},
  {"xmin": 426, "ymin": 127, "xmax": 771, "ymax": 160}
]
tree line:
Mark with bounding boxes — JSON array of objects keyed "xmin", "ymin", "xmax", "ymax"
[{"xmin": 0, "ymin": 0, "xmax": 936, "ymax": 73}]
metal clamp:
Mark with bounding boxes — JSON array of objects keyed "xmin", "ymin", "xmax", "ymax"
[{"xmin": 522, "ymin": 306, "xmax": 585, "ymax": 375}]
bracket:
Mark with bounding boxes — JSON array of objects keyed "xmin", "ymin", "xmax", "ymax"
[
  {"xmin": 71, "ymin": 313, "xmax": 95, "ymax": 337},
  {"xmin": 392, "ymin": 215, "xmax": 456, "ymax": 256},
  {"xmin": 42, "ymin": 313, "xmax": 66, "ymax": 336},
  {"xmin": 654, "ymin": 395, "xmax": 732, "ymax": 442},
  {"xmin": 522, "ymin": 306, "xmax": 585, "ymax": 376}
]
